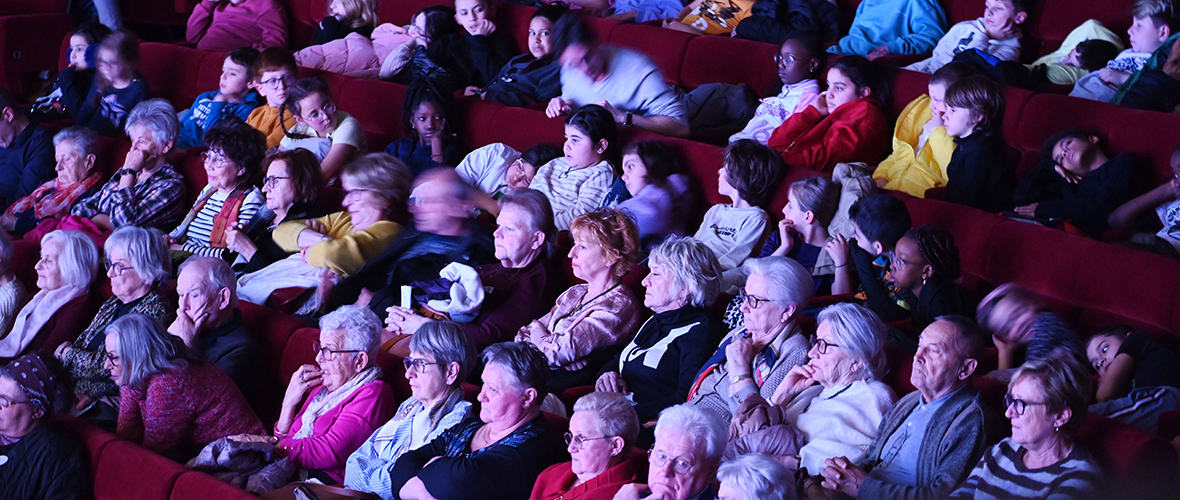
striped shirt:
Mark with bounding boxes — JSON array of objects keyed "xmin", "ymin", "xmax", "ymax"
[
  {"xmin": 529, "ymin": 157, "xmax": 615, "ymax": 230},
  {"xmin": 948, "ymin": 437, "xmax": 1102, "ymax": 499},
  {"xmin": 170, "ymin": 185, "xmax": 264, "ymax": 258}
]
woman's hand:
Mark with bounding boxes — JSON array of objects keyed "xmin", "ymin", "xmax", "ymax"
[
  {"xmin": 225, "ymin": 226, "xmax": 258, "ymax": 260},
  {"xmin": 820, "ymin": 456, "xmax": 869, "ymax": 497},
  {"xmin": 825, "ymin": 235, "xmax": 850, "ymax": 268},
  {"xmin": 385, "ymin": 305, "xmax": 430, "ymax": 334},
  {"xmin": 725, "ymin": 335, "xmax": 757, "ymax": 376},
  {"xmin": 283, "ymin": 364, "xmax": 322, "ymax": 410},
  {"xmin": 595, "ymin": 371, "xmax": 627, "ymax": 393},
  {"xmin": 771, "ymin": 364, "xmax": 816, "ymax": 405}
]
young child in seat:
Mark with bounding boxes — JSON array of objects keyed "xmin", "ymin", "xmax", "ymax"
[
  {"xmin": 829, "ymin": 0, "xmax": 947, "ymax": 59},
  {"xmin": 186, "ymin": 0, "xmax": 288, "ymax": 51},
  {"xmin": 459, "ymin": 142, "xmax": 562, "ymax": 214},
  {"xmin": 873, "ymin": 62, "xmax": 976, "ymax": 197},
  {"xmin": 448, "ymin": 0, "xmax": 517, "ymax": 88},
  {"xmin": 384, "ymin": 81, "xmax": 467, "ymax": 176},
  {"xmin": 765, "ymin": 177, "xmax": 852, "ymax": 296},
  {"xmin": 1028, "ymin": 19, "xmax": 1124, "ymax": 85},
  {"xmin": 905, "ymin": 0, "xmax": 1027, "ymax": 74},
  {"xmin": 1071, "ymin": 0, "xmax": 1178, "ymax": 102},
  {"xmin": 74, "ymin": 31, "xmax": 149, "ymax": 137},
  {"xmin": 729, "ymin": 34, "xmax": 823, "ymax": 145},
  {"xmin": 313, "ymin": 0, "xmax": 379, "ymax": 45},
  {"xmin": 32, "ymin": 22, "xmax": 113, "ymax": 120},
  {"xmin": 279, "ymin": 78, "xmax": 367, "ymax": 181},
  {"xmin": 1086, "ymin": 325, "xmax": 1180, "ymax": 433},
  {"xmin": 767, "ymin": 56, "xmax": 891, "ymax": 172},
  {"xmin": 940, "ymin": 76, "xmax": 1017, "ymax": 213},
  {"xmin": 692, "ymin": 139, "xmax": 783, "ymax": 270},
  {"xmin": 530, "ymin": 105, "xmax": 618, "ymax": 231},
  {"xmin": 177, "ymin": 48, "xmax": 263, "ymax": 149},
  {"xmin": 246, "ymin": 48, "xmax": 298, "ymax": 150},
  {"xmin": 1108, "ymin": 140, "xmax": 1180, "ymax": 259},
  {"xmin": 616, "ymin": 140, "xmax": 693, "ymax": 249},
  {"xmin": 846, "ymin": 194, "xmax": 912, "ymax": 325}
]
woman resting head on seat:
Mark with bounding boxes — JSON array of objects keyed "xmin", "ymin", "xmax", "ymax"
[{"xmin": 530, "ymin": 391, "xmax": 642, "ymax": 500}]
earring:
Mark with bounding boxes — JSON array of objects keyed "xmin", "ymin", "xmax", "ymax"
[
  {"xmin": 1054, "ymin": 426, "xmax": 1060, "ymax": 433},
  {"xmin": 922, "ymin": 277, "xmax": 927, "ymax": 286}
]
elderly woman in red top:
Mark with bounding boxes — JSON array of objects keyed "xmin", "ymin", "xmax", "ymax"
[
  {"xmin": 530, "ymin": 391, "xmax": 642, "ymax": 500},
  {"xmin": 104, "ymin": 313, "xmax": 263, "ymax": 459},
  {"xmin": 0, "ymin": 126, "xmax": 103, "ymax": 236}
]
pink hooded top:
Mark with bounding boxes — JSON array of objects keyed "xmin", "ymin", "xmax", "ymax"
[{"xmin": 186, "ymin": 0, "xmax": 289, "ymax": 51}]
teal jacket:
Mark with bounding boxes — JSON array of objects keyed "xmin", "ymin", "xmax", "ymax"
[{"xmin": 829, "ymin": 0, "xmax": 946, "ymax": 56}]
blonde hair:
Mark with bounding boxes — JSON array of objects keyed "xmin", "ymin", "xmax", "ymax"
[
  {"xmin": 335, "ymin": 0, "xmax": 379, "ymax": 29},
  {"xmin": 569, "ymin": 208, "xmax": 640, "ymax": 280}
]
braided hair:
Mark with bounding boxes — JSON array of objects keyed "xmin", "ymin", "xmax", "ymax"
[{"xmin": 904, "ymin": 225, "xmax": 960, "ymax": 282}]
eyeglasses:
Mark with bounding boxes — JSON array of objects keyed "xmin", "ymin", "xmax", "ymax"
[
  {"xmin": 1004, "ymin": 394, "xmax": 1048, "ymax": 416},
  {"xmin": 647, "ymin": 447, "xmax": 698, "ymax": 476},
  {"xmin": 564, "ymin": 432, "xmax": 612, "ymax": 450},
  {"xmin": 201, "ymin": 150, "xmax": 230, "ymax": 168},
  {"xmin": 0, "ymin": 395, "xmax": 31, "ymax": 410},
  {"xmin": 813, "ymin": 337, "xmax": 841, "ymax": 355},
  {"xmin": 104, "ymin": 350, "xmax": 120, "ymax": 366},
  {"xmin": 259, "ymin": 75, "xmax": 294, "ymax": 90},
  {"xmin": 313, "ymin": 340, "xmax": 363, "ymax": 360},
  {"xmin": 737, "ymin": 288, "xmax": 772, "ymax": 309},
  {"xmin": 403, "ymin": 357, "xmax": 444, "ymax": 373},
  {"xmin": 263, "ymin": 176, "xmax": 291, "ymax": 188},
  {"xmin": 345, "ymin": 188, "xmax": 376, "ymax": 200},
  {"xmin": 774, "ymin": 54, "xmax": 800, "ymax": 67},
  {"xmin": 890, "ymin": 252, "xmax": 925, "ymax": 268},
  {"xmin": 104, "ymin": 259, "xmax": 134, "ymax": 276}
]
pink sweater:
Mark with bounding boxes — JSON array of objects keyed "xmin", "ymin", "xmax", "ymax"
[
  {"xmin": 277, "ymin": 380, "xmax": 396, "ymax": 483},
  {"xmin": 186, "ymin": 0, "xmax": 289, "ymax": 51}
]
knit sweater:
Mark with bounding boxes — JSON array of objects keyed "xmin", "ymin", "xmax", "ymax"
[
  {"xmin": 529, "ymin": 455, "xmax": 641, "ymax": 500},
  {"xmin": 516, "ymin": 284, "xmax": 640, "ymax": 372},
  {"xmin": 186, "ymin": 0, "xmax": 288, "ymax": 51},
  {"xmin": 948, "ymin": 438, "xmax": 1103, "ymax": 499},
  {"xmin": 768, "ymin": 97, "xmax": 891, "ymax": 172},
  {"xmin": 272, "ymin": 211, "xmax": 403, "ymax": 278},
  {"xmin": 170, "ymin": 185, "xmax": 266, "ymax": 259},
  {"xmin": 829, "ymin": 0, "xmax": 947, "ymax": 56},
  {"xmin": 456, "ymin": 259, "xmax": 557, "ymax": 351},
  {"xmin": 872, "ymin": 94, "xmax": 957, "ymax": 197},
  {"xmin": 783, "ymin": 379, "xmax": 897, "ymax": 475}
]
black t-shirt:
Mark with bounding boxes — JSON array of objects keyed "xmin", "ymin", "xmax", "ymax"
[{"xmin": 1119, "ymin": 331, "xmax": 1180, "ymax": 390}]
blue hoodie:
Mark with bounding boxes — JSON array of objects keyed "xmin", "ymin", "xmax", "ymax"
[
  {"xmin": 829, "ymin": 0, "xmax": 947, "ymax": 56},
  {"xmin": 177, "ymin": 90, "xmax": 263, "ymax": 149}
]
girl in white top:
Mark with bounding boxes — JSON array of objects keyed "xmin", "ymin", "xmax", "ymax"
[
  {"xmin": 279, "ymin": 77, "xmax": 367, "ymax": 181},
  {"xmin": 530, "ymin": 105, "xmax": 618, "ymax": 230}
]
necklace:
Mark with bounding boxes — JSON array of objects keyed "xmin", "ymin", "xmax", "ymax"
[{"xmin": 557, "ymin": 282, "xmax": 621, "ymax": 324}]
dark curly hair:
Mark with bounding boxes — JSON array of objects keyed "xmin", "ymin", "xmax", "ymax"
[
  {"xmin": 904, "ymin": 224, "xmax": 961, "ymax": 282},
  {"xmin": 402, "ymin": 79, "xmax": 457, "ymax": 143},
  {"xmin": 203, "ymin": 116, "xmax": 266, "ymax": 187}
]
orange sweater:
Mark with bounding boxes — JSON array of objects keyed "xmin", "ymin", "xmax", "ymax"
[
  {"xmin": 246, "ymin": 105, "xmax": 297, "ymax": 150},
  {"xmin": 767, "ymin": 97, "xmax": 891, "ymax": 172}
]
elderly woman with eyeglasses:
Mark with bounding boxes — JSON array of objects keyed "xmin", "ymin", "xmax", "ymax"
[
  {"xmin": 687, "ymin": 256, "xmax": 814, "ymax": 424},
  {"xmin": 344, "ymin": 321, "xmax": 476, "ymax": 499},
  {"xmin": 162, "ymin": 118, "xmax": 265, "ymax": 262},
  {"xmin": 390, "ymin": 341, "xmax": 566, "ymax": 500},
  {"xmin": 265, "ymin": 305, "xmax": 397, "ymax": 483},
  {"xmin": 727, "ymin": 303, "xmax": 895, "ymax": 498},
  {"xmin": 614, "ymin": 403, "xmax": 727, "ymax": 500},
  {"xmin": 0, "ymin": 354, "xmax": 90, "ymax": 500},
  {"xmin": 55, "ymin": 225, "xmax": 174, "ymax": 427},
  {"xmin": 225, "ymin": 148, "xmax": 325, "ymax": 275},
  {"xmin": 530, "ymin": 392, "xmax": 641, "ymax": 500},
  {"xmin": 948, "ymin": 352, "xmax": 1101, "ymax": 499},
  {"xmin": 0, "ymin": 126, "xmax": 104, "ymax": 236}
]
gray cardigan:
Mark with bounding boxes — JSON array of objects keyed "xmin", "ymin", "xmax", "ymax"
[{"xmin": 859, "ymin": 384, "xmax": 1000, "ymax": 500}]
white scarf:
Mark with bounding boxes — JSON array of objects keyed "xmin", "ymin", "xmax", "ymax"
[
  {"xmin": 0, "ymin": 285, "xmax": 86, "ymax": 357},
  {"xmin": 292, "ymin": 365, "xmax": 382, "ymax": 440}
]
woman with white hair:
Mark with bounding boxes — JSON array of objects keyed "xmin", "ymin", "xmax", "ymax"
[
  {"xmin": 0, "ymin": 230, "xmax": 27, "ymax": 340},
  {"xmin": 717, "ymin": 454, "xmax": 795, "ymax": 500},
  {"xmin": 104, "ymin": 313, "xmax": 263, "ymax": 458},
  {"xmin": 615, "ymin": 403, "xmax": 727, "ymax": 500},
  {"xmin": 597, "ymin": 236, "xmax": 724, "ymax": 427},
  {"xmin": 0, "ymin": 126, "xmax": 103, "ymax": 236},
  {"xmin": 71, "ymin": 98, "xmax": 187, "ymax": 232},
  {"xmin": 55, "ymin": 225, "xmax": 174, "ymax": 427},
  {"xmin": 0, "ymin": 230, "xmax": 98, "ymax": 360},
  {"xmin": 687, "ymin": 256, "xmax": 814, "ymax": 423},
  {"xmin": 728, "ymin": 303, "xmax": 896, "ymax": 497},
  {"xmin": 530, "ymin": 391, "xmax": 642, "ymax": 500}
]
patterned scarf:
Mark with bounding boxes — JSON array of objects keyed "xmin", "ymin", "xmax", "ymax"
[
  {"xmin": 292, "ymin": 365, "xmax": 382, "ymax": 440},
  {"xmin": 3, "ymin": 173, "xmax": 102, "ymax": 221}
]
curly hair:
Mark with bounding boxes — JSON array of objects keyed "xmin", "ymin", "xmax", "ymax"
[
  {"xmin": 569, "ymin": 208, "xmax": 640, "ymax": 280},
  {"xmin": 402, "ymin": 80, "xmax": 457, "ymax": 143},
  {"xmin": 203, "ymin": 117, "xmax": 266, "ymax": 186},
  {"xmin": 904, "ymin": 225, "xmax": 961, "ymax": 282}
]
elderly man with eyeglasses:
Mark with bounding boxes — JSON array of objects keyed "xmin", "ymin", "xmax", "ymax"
[{"xmin": 613, "ymin": 403, "xmax": 726, "ymax": 500}]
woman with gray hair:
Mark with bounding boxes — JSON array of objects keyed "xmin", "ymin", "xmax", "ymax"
[
  {"xmin": 55, "ymin": 225, "xmax": 174, "ymax": 428},
  {"xmin": 597, "ymin": 236, "xmax": 724, "ymax": 428},
  {"xmin": 530, "ymin": 391, "xmax": 642, "ymax": 500},
  {"xmin": 717, "ymin": 454, "xmax": 795, "ymax": 500},
  {"xmin": 345, "ymin": 321, "xmax": 476, "ymax": 499},
  {"xmin": 0, "ymin": 126, "xmax": 103, "ymax": 236},
  {"xmin": 688, "ymin": 256, "xmax": 814, "ymax": 423},
  {"xmin": 0, "ymin": 230, "xmax": 98, "ymax": 361},
  {"xmin": 0, "ymin": 230, "xmax": 27, "ymax": 341},
  {"xmin": 266, "ymin": 305, "xmax": 396, "ymax": 483},
  {"xmin": 104, "ymin": 313, "xmax": 263, "ymax": 458},
  {"xmin": 728, "ymin": 303, "xmax": 895, "ymax": 497},
  {"xmin": 71, "ymin": 98, "xmax": 187, "ymax": 232},
  {"xmin": 390, "ymin": 341, "xmax": 566, "ymax": 500},
  {"xmin": 615, "ymin": 403, "xmax": 727, "ymax": 500}
]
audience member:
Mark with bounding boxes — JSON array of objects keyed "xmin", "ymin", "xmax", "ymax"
[
  {"xmin": 768, "ymin": 55, "xmax": 891, "ymax": 172},
  {"xmin": 246, "ymin": 48, "xmax": 299, "ymax": 149},
  {"xmin": 280, "ymin": 77, "xmax": 367, "ymax": 181},
  {"xmin": 847, "ymin": 194, "xmax": 912, "ymax": 329},
  {"xmin": 1, "ymin": 127, "xmax": 103, "ymax": 236},
  {"xmin": 345, "ymin": 321, "xmax": 476, "ymax": 498},
  {"xmin": 385, "ymin": 81, "xmax": 467, "ymax": 175},
  {"xmin": 0, "ymin": 230, "xmax": 98, "ymax": 360},
  {"xmin": 758, "ymin": 177, "xmax": 851, "ymax": 296},
  {"xmin": 531, "ymin": 105, "xmax": 619, "ymax": 230},
  {"xmin": 1086, "ymin": 325, "xmax": 1180, "ymax": 432},
  {"xmin": 882, "ymin": 225, "xmax": 972, "ymax": 333},
  {"xmin": 819, "ymin": 316, "xmax": 1000, "ymax": 499},
  {"xmin": 74, "ymin": 31, "xmax": 149, "ymax": 137},
  {"xmin": 177, "ymin": 49, "xmax": 263, "ymax": 149},
  {"xmin": 1027, "ymin": 20, "xmax": 1123, "ymax": 85},
  {"xmin": 458, "ymin": 142, "xmax": 562, "ymax": 213},
  {"xmin": 976, "ymin": 284, "xmax": 1085, "ymax": 373},
  {"xmin": 0, "ymin": 354, "xmax": 91, "ymax": 500},
  {"xmin": 905, "ymin": 0, "xmax": 1027, "ymax": 74},
  {"xmin": 56, "ymin": 225, "xmax": 174, "ymax": 429},
  {"xmin": 389, "ymin": 341, "xmax": 566, "ymax": 500},
  {"xmin": 312, "ymin": 0, "xmax": 378, "ymax": 45},
  {"xmin": 227, "ymin": 149, "xmax": 325, "ymax": 274},
  {"xmin": 1108, "ymin": 139, "xmax": 1180, "ymax": 258},
  {"xmin": 517, "ymin": 208, "xmax": 640, "ymax": 394},
  {"xmin": 616, "ymin": 140, "xmax": 692, "ymax": 248},
  {"xmin": 0, "ymin": 231, "xmax": 25, "ymax": 340},
  {"xmin": 688, "ymin": 256, "xmax": 813, "ymax": 422},
  {"xmin": 530, "ymin": 392, "xmax": 642, "ymax": 500},
  {"xmin": 546, "ymin": 13, "xmax": 690, "ymax": 137},
  {"xmin": 662, "ymin": 0, "xmax": 756, "ymax": 37},
  {"xmin": 0, "ymin": 87, "xmax": 55, "ymax": 212},
  {"xmin": 105, "ymin": 313, "xmax": 264, "ymax": 459},
  {"xmin": 716, "ymin": 453, "xmax": 795, "ymax": 500},
  {"xmin": 71, "ymin": 99, "xmax": 187, "ymax": 232},
  {"xmin": 31, "ymin": 22, "xmax": 113, "ymax": 120},
  {"xmin": 386, "ymin": 6, "xmax": 464, "ymax": 89},
  {"xmin": 613, "ymin": 403, "xmax": 726, "ymax": 500},
  {"xmin": 1071, "ymin": 0, "xmax": 1177, "ymax": 103},
  {"xmin": 166, "ymin": 118, "xmax": 266, "ymax": 261},
  {"xmin": 940, "ymin": 76, "xmax": 1016, "ymax": 213},
  {"xmin": 473, "ymin": 2, "xmax": 569, "ymax": 107},
  {"xmin": 186, "ymin": 0, "xmax": 288, "ymax": 51},
  {"xmin": 597, "ymin": 236, "xmax": 723, "ymax": 427},
  {"xmin": 829, "ymin": 0, "xmax": 946, "ymax": 59},
  {"xmin": 447, "ymin": 0, "xmax": 518, "ymax": 89},
  {"xmin": 692, "ymin": 140, "xmax": 782, "ymax": 270},
  {"xmin": 948, "ymin": 353, "xmax": 1102, "ymax": 499},
  {"xmin": 731, "ymin": 0, "xmax": 840, "ymax": 44},
  {"xmin": 729, "ymin": 35, "xmax": 824, "ymax": 145}
]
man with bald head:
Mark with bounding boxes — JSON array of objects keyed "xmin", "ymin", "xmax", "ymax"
[
  {"xmin": 168, "ymin": 256, "xmax": 263, "ymax": 403},
  {"xmin": 818, "ymin": 315, "xmax": 1000, "ymax": 500}
]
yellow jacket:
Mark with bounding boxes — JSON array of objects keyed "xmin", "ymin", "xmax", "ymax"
[
  {"xmin": 273, "ymin": 211, "xmax": 401, "ymax": 277},
  {"xmin": 872, "ymin": 94, "xmax": 956, "ymax": 197}
]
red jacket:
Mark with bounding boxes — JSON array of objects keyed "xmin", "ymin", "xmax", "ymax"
[
  {"xmin": 767, "ymin": 97, "xmax": 891, "ymax": 172},
  {"xmin": 529, "ymin": 454, "xmax": 642, "ymax": 500}
]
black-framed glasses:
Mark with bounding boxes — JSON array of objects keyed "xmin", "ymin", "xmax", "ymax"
[
  {"xmin": 1004, "ymin": 394, "xmax": 1048, "ymax": 416},
  {"xmin": 737, "ymin": 288, "xmax": 771, "ymax": 309},
  {"xmin": 104, "ymin": 259, "xmax": 134, "ymax": 276},
  {"xmin": 260, "ymin": 75, "xmax": 294, "ymax": 90},
  {"xmin": 647, "ymin": 447, "xmax": 698, "ymax": 476},
  {"xmin": 104, "ymin": 350, "xmax": 120, "ymax": 366},
  {"xmin": 774, "ymin": 54, "xmax": 799, "ymax": 67},
  {"xmin": 403, "ymin": 357, "xmax": 444, "ymax": 373},
  {"xmin": 0, "ymin": 395, "xmax": 31, "ymax": 410},
  {"xmin": 813, "ymin": 338, "xmax": 840, "ymax": 355},
  {"xmin": 263, "ymin": 176, "xmax": 291, "ymax": 188},
  {"xmin": 564, "ymin": 432, "xmax": 612, "ymax": 449},
  {"xmin": 313, "ymin": 340, "xmax": 363, "ymax": 360}
]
